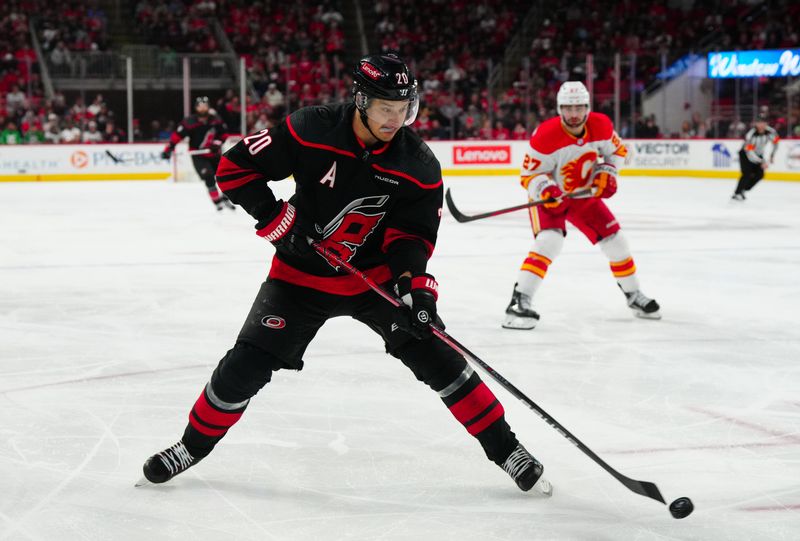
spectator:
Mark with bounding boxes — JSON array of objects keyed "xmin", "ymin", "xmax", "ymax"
[
  {"xmin": 44, "ymin": 123, "xmax": 61, "ymax": 144},
  {"xmin": 0, "ymin": 121, "xmax": 23, "ymax": 144},
  {"xmin": 50, "ymin": 41, "xmax": 73, "ymax": 75},
  {"xmin": 24, "ymin": 121, "xmax": 46, "ymax": 143},
  {"xmin": 679, "ymin": 120, "xmax": 697, "ymax": 139},
  {"xmin": 264, "ymin": 83, "xmax": 284, "ymax": 110},
  {"xmin": 639, "ymin": 115, "xmax": 660, "ymax": 138},
  {"xmin": 6, "ymin": 85, "xmax": 27, "ymax": 115},
  {"xmin": 60, "ymin": 118, "xmax": 82, "ymax": 143},
  {"xmin": 87, "ymin": 94, "xmax": 105, "ymax": 117},
  {"xmin": 512, "ymin": 122, "xmax": 529, "ymax": 140},
  {"xmin": 103, "ymin": 120, "xmax": 125, "ymax": 142},
  {"xmin": 82, "ymin": 120, "xmax": 103, "ymax": 143},
  {"xmin": 253, "ymin": 112, "xmax": 270, "ymax": 132}
]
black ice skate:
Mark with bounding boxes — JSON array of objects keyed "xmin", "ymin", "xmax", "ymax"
[
  {"xmin": 731, "ymin": 192, "xmax": 746, "ymax": 201},
  {"xmin": 623, "ymin": 287, "xmax": 661, "ymax": 319},
  {"xmin": 502, "ymin": 284, "xmax": 540, "ymax": 330},
  {"xmin": 214, "ymin": 195, "xmax": 236, "ymax": 211},
  {"xmin": 137, "ymin": 441, "xmax": 201, "ymax": 486},
  {"xmin": 501, "ymin": 444, "xmax": 552, "ymax": 496}
]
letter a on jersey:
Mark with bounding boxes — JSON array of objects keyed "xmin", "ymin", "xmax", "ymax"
[{"xmin": 320, "ymin": 161, "xmax": 337, "ymax": 188}]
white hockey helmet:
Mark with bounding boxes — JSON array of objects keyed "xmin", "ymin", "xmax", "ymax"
[{"xmin": 556, "ymin": 81, "xmax": 590, "ymax": 113}]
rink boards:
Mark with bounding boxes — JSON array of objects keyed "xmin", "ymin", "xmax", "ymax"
[{"xmin": 1, "ymin": 138, "xmax": 799, "ymax": 182}]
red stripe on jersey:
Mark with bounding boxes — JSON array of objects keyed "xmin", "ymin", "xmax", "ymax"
[
  {"xmin": 218, "ymin": 174, "xmax": 262, "ymax": 191},
  {"xmin": 169, "ymin": 132, "xmax": 182, "ymax": 145},
  {"xmin": 216, "ymin": 156, "xmax": 264, "ymax": 190},
  {"xmin": 371, "ymin": 142, "xmax": 390, "ymax": 155},
  {"xmin": 448, "ymin": 382, "xmax": 497, "ymax": 425},
  {"xmin": 286, "ymin": 116, "xmax": 357, "ymax": 158},
  {"xmin": 466, "ymin": 403, "xmax": 505, "ymax": 435},
  {"xmin": 191, "ymin": 391, "xmax": 244, "ymax": 428},
  {"xmin": 382, "ymin": 227, "xmax": 434, "ymax": 258},
  {"xmin": 371, "ymin": 164, "xmax": 442, "ymax": 190},
  {"xmin": 188, "ymin": 414, "xmax": 227, "ymax": 437},
  {"xmin": 269, "ymin": 257, "xmax": 393, "ymax": 295},
  {"xmin": 216, "ymin": 155, "xmax": 254, "ymax": 177}
]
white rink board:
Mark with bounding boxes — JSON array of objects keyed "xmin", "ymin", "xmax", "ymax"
[
  {"xmin": 1, "ymin": 174, "xmax": 799, "ymax": 540},
  {"xmin": 3, "ymin": 137, "xmax": 799, "ymax": 183}
]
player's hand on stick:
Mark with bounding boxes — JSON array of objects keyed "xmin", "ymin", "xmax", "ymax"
[
  {"xmin": 256, "ymin": 200, "xmax": 320, "ymax": 258},
  {"xmin": 160, "ymin": 148, "xmax": 173, "ymax": 160},
  {"xmin": 528, "ymin": 175, "xmax": 565, "ymax": 212},
  {"xmin": 393, "ymin": 273, "xmax": 442, "ymax": 339},
  {"xmin": 590, "ymin": 163, "xmax": 617, "ymax": 198}
]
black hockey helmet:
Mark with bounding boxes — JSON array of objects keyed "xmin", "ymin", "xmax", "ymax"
[
  {"xmin": 195, "ymin": 96, "xmax": 210, "ymax": 107},
  {"xmin": 352, "ymin": 53, "xmax": 419, "ymax": 126}
]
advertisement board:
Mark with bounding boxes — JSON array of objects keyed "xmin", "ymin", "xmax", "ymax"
[
  {"xmin": 0, "ymin": 143, "xmax": 173, "ymax": 182},
  {"xmin": 708, "ymin": 49, "xmax": 800, "ymax": 78},
  {"xmin": 1, "ymin": 139, "xmax": 798, "ymax": 182}
]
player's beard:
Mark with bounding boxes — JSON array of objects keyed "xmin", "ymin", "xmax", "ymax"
[{"xmin": 562, "ymin": 114, "xmax": 587, "ymax": 129}]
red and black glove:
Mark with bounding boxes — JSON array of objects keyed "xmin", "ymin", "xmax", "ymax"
[
  {"xmin": 591, "ymin": 163, "xmax": 618, "ymax": 198},
  {"xmin": 394, "ymin": 273, "xmax": 442, "ymax": 339},
  {"xmin": 256, "ymin": 200, "xmax": 320, "ymax": 258}
]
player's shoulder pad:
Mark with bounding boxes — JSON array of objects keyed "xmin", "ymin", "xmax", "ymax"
[
  {"xmin": 286, "ymin": 103, "xmax": 345, "ymax": 141},
  {"xmin": 529, "ymin": 117, "xmax": 570, "ymax": 155},
  {"xmin": 379, "ymin": 129, "xmax": 442, "ymax": 190},
  {"xmin": 586, "ymin": 112, "xmax": 614, "ymax": 140}
]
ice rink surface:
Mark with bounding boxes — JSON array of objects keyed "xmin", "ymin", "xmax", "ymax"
[{"xmin": 1, "ymin": 175, "xmax": 799, "ymax": 540}]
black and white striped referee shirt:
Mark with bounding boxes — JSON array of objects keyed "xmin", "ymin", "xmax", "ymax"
[{"xmin": 742, "ymin": 126, "xmax": 780, "ymax": 163}]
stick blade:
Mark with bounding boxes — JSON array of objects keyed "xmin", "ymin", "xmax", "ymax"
[
  {"xmin": 620, "ymin": 477, "xmax": 666, "ymax": 504},
  {"xmin": 444, "ymin": 188, "xmax": 471, "ymax": 223}
]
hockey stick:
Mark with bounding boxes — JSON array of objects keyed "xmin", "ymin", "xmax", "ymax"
[
  {"xmin": 312, "ymin": 241, "xmax": 667, "ymax": 507},
  {"xmin": 445, "ymin": 187, "xmax": 593, "ymax": 223}
]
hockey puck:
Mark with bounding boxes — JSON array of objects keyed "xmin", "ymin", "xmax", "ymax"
[{"xmin": 668, "ymin": 497, "xmax": 694, "ymax": 519}]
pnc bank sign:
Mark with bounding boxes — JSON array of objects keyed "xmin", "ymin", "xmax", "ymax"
[{"xmin": 453, "ymin": 145, "xmax": 512, "ymax": 165}]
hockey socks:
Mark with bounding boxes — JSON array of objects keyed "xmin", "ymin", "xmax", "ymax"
[
  {"xmin": 182, "ymin": 383, "xmax": 249, "ymax": 458},
  {"xmin": 438, "ymin": 366, "xmax": 517, "ymax": 464}
]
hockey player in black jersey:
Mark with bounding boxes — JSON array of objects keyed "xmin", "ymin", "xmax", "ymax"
[
  {"xmin": 141, "ymin": 54, "xmax": 551, "ymax": 495},
  {"xmin": 161, "ymin": 96, "xmax": 235, "ymax": 211}
]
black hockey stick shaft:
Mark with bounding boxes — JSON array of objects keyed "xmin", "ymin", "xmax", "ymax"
[
  {"xmin": 312, "ymin": 242, "xmax": 666, "ymax": 505},
  {"xmin": 445, "ymin": 187, "xmax": 593, "ymax": 223}
]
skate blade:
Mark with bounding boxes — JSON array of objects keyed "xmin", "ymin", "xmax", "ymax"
[
  {"xmin": 502, "ymin": 316, "xmax": 538, "ymax": 330},
  {"xmin": 633, "ymin": 310, "xmax": 662, "ymax": 320},
  {"xmin": 533, "ymin": 476, "xmax": 553, "ymax": 497},
  {"xmin": 134, "ymin": 476, "xmax": 152, "ymax": 487}
]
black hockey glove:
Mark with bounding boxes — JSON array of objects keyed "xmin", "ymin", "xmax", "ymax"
[
  {"xmin": 160, "ymin": 148, "xmax": 173, "ymax": 160},
  {"xmin": 393, "ymin": 273, "xmax": 442, "ymax": 339},
  {"xmin": 256, "ymin": 200, "xmax": 320, "ymax": 258}
]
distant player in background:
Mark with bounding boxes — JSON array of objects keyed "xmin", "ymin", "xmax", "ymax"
[
  {"xmin": 503, "ymin": 81, "xmax": 661, "ymax": 330},
  {"xmin": 732, "ymin": 115, "xmax": 779, "ymax": 201},
  {"xmin": 161, "ymin": 96, "xmax": 235, "ymax": 211}
]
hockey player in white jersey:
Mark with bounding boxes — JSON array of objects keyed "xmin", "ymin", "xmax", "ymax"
[{"xmin": 503, "ymin": 81, "xmax": 661, "ymax": 330}]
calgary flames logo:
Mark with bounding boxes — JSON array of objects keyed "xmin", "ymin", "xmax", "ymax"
[{"xmin": 560, "ymin": 151, "xmax": 598, "ymax": 192}]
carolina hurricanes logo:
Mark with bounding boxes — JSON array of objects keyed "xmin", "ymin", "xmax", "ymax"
[
  {"xmin": 318, "ymin": 195, "xmax": 389, "ymax": 266},
  {"xmin": 560, "ymin": 151, "xmax": 598, "ymax": 192},
  {"xmin": 261, "ymin": 315, "xmax": 286, "ymax": 329}
]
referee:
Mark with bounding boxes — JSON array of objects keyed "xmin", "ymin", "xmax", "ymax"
[{"xmin": 732, "ymin": 115, "xmax": 780, "ymax": 200}]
